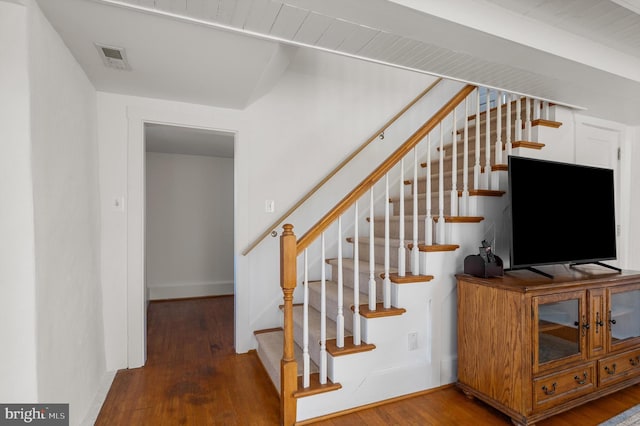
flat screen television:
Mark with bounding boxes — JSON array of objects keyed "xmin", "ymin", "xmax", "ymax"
[{"xmin": 507, "ymin": 155, "xmax": 619, "ymax": 277}]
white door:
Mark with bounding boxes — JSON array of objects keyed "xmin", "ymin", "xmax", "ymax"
[{"xmin": 575, "ymin": 119, "xmax": 622, "ymax": 266}]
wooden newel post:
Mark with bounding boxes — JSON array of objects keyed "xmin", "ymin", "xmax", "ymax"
[{"xmin": 280, "ymin": 224, "xmax": 298, "ymax": 426}]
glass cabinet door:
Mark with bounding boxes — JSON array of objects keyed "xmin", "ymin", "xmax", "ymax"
[
  {"xmin": 609, "ymin": 285, "xmax": 640, "ymax": 351},
  {"xmin": 534, "ymin": 291, "xmax": 587, "ymax": 373}
]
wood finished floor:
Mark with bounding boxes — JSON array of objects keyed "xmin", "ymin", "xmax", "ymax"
[{"xmin": 96, "ymin": 296, "xmax": 640, "ymax": 425}]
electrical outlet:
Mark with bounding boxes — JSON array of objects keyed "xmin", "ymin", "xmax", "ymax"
[{"xmin": 408, "ymin": 332, "xmax": 418, "ymax": 351}]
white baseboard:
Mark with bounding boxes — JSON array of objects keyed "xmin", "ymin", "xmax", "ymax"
[
  {"xmin": 80, "ymin": 370, "xmax": 116, "ymax": 426},
  {"xmin": 148, "ymin": 280, "xmax": 234, "ymax": 300}
]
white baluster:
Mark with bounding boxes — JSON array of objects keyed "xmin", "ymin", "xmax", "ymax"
[
  {"xmin": 506, "ymin": 93, "xmax": 513, "ymax": 157},
  {"xmin": 543, "ymin": 101, "xmax": 550, "ymax": 121},
  {"xmin": 484, "ymin": 88, "xmax": 492, "ymax": 190},
  {"xmin": 534, "ymin": 99, "xmax": 541, "ymax": 121},
  {"xmin": 516, "ymin": 95, "xmax": 523, "ymax": 142},
  {"xmin": 336, "ymin": 216, "xmax": 344, "ymax": 348},
  {"xmin": 495, "ymin": 91, "xmax": 503, "ymax": 165},
  {"xmin": 398, "ymin": 159, "xmax": 406, "ymax": 277},
  {"xmin": 320, "ymin": 233, "xmax": 327, "ymax": 384},
  {"xmin": 437, "ymin": 122, "xmax": 445, "ymax": 244},
  {"xmin": 352, "ymin": 202, "xmax": 361, "ymax": 345},
  {"xmin": 525, "ymin": 97, "xmax": 532, "ymax": 142},
  {"xmin": 491, "ymin": 91, "xmax": 502, "ymax": 191},
  {"xmin": 450, "ymin": 108, "xmax": 458, "ymax": 216},
  {"xmin": 368, "ymin": 189, "xmax": 376, "ymax": 311},
  {"xmin": 474, "ymin": 88, "xmax": 481, "ymax": 191},
  {"xmin": 461, "ymin": 96, "xmax": 469, "ymax": 216},
  {"xmin": 303, "ymin": 249, "xmax": 310, "ymax": 388},
  {"xmin": 411, "ymin": 148, "xmax": 419, "ymax": 275},
  {"xmin": 425, "ymin": 134, "xmax": 433, "ymax": 246},
  {"xmin": 384, "ymin": 174, "xmax": 391, "ymax": 309}
]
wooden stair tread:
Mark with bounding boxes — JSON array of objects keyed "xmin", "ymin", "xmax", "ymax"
[
  {"xmin": 512, "ymin": 140, "xmax": 545, "ymax": 150},
  {"xmin": 355, "ymin": 302, "xmax": 406, "ymax": 318},
  {"xmin": 370, "ymin": 214, "xmax": 484, "ymax": 223},
  {"xmin": 417, "ymin": 244, "xmax": 460, "ymax": 252},
  {"xmin": 531, "ymin": 118, "xmax": 562, "ymax": 128},
  {"xmin": 294, "ymin": 373, "xmax": 342, "ymax": 398},
  {"xmin": 433, "ymin": 216, "xmax": 484, "ymax": 223},
  {"xmin": 326, "ymin": 336, "xmax": 376, "ymax": 357},
  {"xmin": 390, "ymin": 189, "xmax": 505, "ymax": 202},
  {"xmin": 385, "ymin": 272, "xmax": 434, "ymax": 284}
]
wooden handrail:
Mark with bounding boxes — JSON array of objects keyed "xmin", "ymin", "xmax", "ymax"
[
  {"xmin": 241, "ymin": 78, "xmax": 443, "ymax": 256},
  {"xmin": 296, "ymin": 84, "xmax": 476, "ymax": 254}
]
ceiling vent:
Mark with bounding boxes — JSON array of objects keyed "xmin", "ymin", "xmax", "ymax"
[{"xmin": 95, "ymin": 43, "xmax": 131, "ymax": 70}]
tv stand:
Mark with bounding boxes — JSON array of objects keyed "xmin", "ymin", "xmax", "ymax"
[
  {"xmin": 570, "ymin": 261, "xmax": 622, "ymax": 273},
  {"xmin": 457, "ymin": 267, "xmax": 640, "ymax": 426}
]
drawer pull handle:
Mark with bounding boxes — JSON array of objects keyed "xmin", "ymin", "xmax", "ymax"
[
  {"xmin": 630, "ymin": 357, "xmax": 640, "ymax": 367},
  {"xmin": 542, "ymin": 382, "xmax": 557, "ymax": 395},
  {"xmin": 574, "ymin": 372, "xmax": 588, "ymax": 385},
  {"xmin": 605, "ymin": 364, "xmax": 617, "ymax": 375}
]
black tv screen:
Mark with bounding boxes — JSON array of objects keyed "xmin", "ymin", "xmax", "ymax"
[{"xmin": 508, "ymin": 156, "xmax": 617, "ymax": 270}]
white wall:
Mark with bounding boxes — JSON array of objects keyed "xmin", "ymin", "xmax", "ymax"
[
  {"xmin": 96, "ymin": 38, "xmax": 640, "ymax": 374},
  {"xmin": 627, "ymin": 126, "xmax": 640, "ymax": 270},
  {"xmin": 0, "ymin": 0, "xmax": 39, "ymax": 403},
  {"xmin": 0, "ymin": 0, "xmax": 107, "ymax": 423},
  {"xmin": 145, "ymin": 152, "xmax": 234, "ymax": 299},
  {"xmin": 26, "ymin": 1, "xmax": 107, "ymax": 424},
  {"xmin": 98, "ymin": 93, "xmax": 243, "ymax": 370},
  {"xmin": 98, "ymin": 47, "xmax": 436, "ymax": 370}
]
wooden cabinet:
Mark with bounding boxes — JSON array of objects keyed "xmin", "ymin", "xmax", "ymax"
[{"xmin": 456, "ymin": 266, "xmax": 640, "ymax": 426}]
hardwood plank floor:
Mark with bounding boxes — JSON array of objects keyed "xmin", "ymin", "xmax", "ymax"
[
  {"xmin": 96, "ymin": 296, "xmax": 640, "ymax": 425},
  {"xmin": 96, "ymin": 296, "xmax": 280, "ymax": 425}
]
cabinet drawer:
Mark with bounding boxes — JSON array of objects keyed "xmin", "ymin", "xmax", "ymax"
[
  {"xmin": 598, "ymin": 348, "xmax": 640, "ymax": 387},
  {"xmin": 533, "ymin": 364, "xmax": 595, "ymax": 410}
]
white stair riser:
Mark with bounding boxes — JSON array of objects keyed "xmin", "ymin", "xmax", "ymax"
[
  {"xmin": 392, "ymin": 193, "xmax": 455, "ymax": 216},
  {"xmin": 328, "ymin": 263, "xmax": 384, "ymax": 298},
  {"xmin": 292, "ymin": 308, "xmax": 334, "ymax": 370},
  {"xmin": 256, "ymin": 341, "xmax": 281, "ymax": 393},
  {"xmin": 351, "ymin": 241, "xmax": 410, "ymax": 271},
  {"xmin": 372, "ymin": 218, "xmax": 434, "ymax": 240},
  {"xmin": 408, "ymin": 173, "xmax": 471, "ymax": 194},
  {"xmin": 308, "ymin": 284, "xmax": 356, "ymax": 332}
]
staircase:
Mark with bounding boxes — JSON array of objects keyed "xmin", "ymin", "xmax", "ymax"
[{"xmin": 253, "ymin": 84, "xmax": 563, "ymax": 424}]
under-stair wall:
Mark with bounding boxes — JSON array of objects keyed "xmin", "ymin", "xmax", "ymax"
[
  {"xmin": 255, "ymin": 84, "xmax": 570, "ymax": 424},
  {"xmin": 247, "ymin": 79, "xmax": 467, "ymax": 334}
]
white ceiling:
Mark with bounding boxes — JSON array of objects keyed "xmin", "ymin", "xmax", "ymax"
[{"xmin": 35, "ymin": 0, "xmax": 640, "ymax": 154}]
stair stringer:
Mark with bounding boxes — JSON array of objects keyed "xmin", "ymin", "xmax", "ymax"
[{"xmin": 297, "ymin": 278, "xmax": 440, "ymax": 422}]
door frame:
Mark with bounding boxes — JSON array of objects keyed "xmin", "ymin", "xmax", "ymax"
[{"xmin": 126, "ymin": 107, "xmax": 239, "ymax": 367}]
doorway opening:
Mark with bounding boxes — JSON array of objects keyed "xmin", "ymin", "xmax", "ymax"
[
  {"xmin": 143, "ymin": 122, "xmax": 235, "ymax": 352},
  {"xmin": 144, "ymin": 123, "xmax": 235, "ymax": 300}
]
